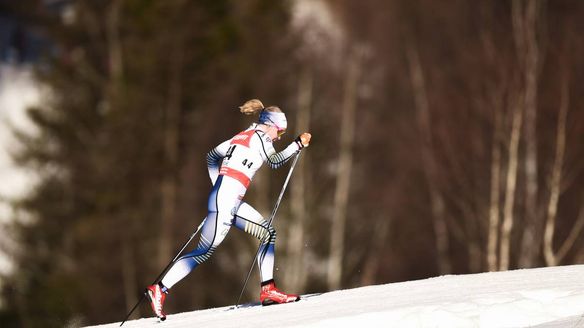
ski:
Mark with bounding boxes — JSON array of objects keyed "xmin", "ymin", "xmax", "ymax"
[{"xmin": 226, "ymin": 293, "xmax": 322, "ymax": 311}]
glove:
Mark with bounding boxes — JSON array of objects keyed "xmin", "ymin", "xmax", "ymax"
[{"xmin": 295, "ymin": 132, "xmax": 311, "ymax": 149}]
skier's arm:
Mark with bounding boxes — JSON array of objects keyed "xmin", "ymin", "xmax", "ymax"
[
  {"xmin": 206, "ymin": 139, "xmax": 231, "ymax": 184},
  {"xmin": 255, "ymin": 131, "xmax": 308, "ymax": 169}
]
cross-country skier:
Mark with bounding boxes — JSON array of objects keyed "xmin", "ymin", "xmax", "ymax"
[{"xmin": 146, "ymin": 99, "xmax": 312, "ymax": 321}]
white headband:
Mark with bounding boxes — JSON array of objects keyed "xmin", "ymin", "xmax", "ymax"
[{"xmin": 259, "ymin": 111, "xmax": 287, "ymax": 130}]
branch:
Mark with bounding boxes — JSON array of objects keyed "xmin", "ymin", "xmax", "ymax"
[{"xmin": 557, "ymin": 201, "xmax": 584, "ymax": 263}]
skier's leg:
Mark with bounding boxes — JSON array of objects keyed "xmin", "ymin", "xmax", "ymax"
[
  {"xmin": 232, "ymin": 202, "xmax": 276, "ymax": 283},
  {"xmin": 233, "ymin": 202, "xmax": 299, "ymax": 304},
  {"xmin": 147, "ymin": 176, "xmax": 244, "ymax": 320},
  {"xmin": 159, "ymin": 211, "xmax": 229, "ymax": 289},
  {"xmin": 160, "ymin": 176, "xmax": 236, "ymax": 290}
]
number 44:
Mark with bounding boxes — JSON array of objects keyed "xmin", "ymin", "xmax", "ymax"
[{"xmin": 242, "ymin": 159, "xmax": 253, "ymax": 169}]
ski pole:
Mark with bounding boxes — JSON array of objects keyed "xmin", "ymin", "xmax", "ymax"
[
  {"xmin": 235, "ymin": 151, "xmax": 302, "ymax": 307},
  {"xmin": 120, "ymin": 218, "xmax": 206, "ymax": 327}
]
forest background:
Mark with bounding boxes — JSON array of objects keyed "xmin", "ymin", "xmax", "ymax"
[{"xmin": 0, "ymin": 0, "xmax": 583, "ymax": 327}]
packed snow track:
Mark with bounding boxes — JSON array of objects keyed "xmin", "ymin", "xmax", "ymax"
[{"xmin": 88, "ymin": 265, "xmax": 584, "ymax": 328}]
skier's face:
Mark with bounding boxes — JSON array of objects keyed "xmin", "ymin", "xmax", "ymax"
[{"xmin": 266, "ymin": 125, "xmax": 284, "ymax": 141}]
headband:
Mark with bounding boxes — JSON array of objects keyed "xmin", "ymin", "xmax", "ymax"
[{"xmin": 259, "ymin": 110, "xmax": 287, "ymax": 131}]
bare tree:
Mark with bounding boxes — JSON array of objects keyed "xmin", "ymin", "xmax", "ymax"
[
  {"xmin": 498, "ymin": 94, "xmax": 524, "ymax": 271},
  {"xmin": 285, "ymin": 66, "xmax": 313, "ymax": 292},
  {"xmin": 497, "ymin": 0, "xmax": 545, "ymax": 270},
  {"xmin": 476, "ymin": 3, "xmax": 507, "ymax": 272},
  {"xmin": 519, "ymin": 0, "xmax": 544, "ymax": 269},
  {"xmin": 360, "ymin": 217, "xmax": 390, "ymax": 285},
  {"xmin": 555, "ymin": 201, "xmax": 584, "ymax": 264},
  {"xmin": 487, "ymin": 105, "xmax": 503, "ymax": 271},
  {"xmin": 327, "ymin": 46, "xmax": 363, "ymax": 290},
  {"xmin": 158, "ymin": 13, "xmax": 184, "ymax": 270},
  {"xmin": 543, "ymin": 69, "xmax": 576, "ymax": 266},
  {"xmin": 406, "ymin": 41, "xmax": 451, "ymax": 275},
  {"xmin": 104, "ymin": 0, "xmax": 140, "ymax": 315}
]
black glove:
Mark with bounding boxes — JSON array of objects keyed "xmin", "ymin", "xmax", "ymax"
[{"xmin": 295, "ymin": 135, "xmax": 305, "ymax": 149}]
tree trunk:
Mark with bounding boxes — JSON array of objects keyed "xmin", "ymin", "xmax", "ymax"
[
  {"xmin": 543, "ymin": 69, "xmax": 569, "ymax": 266},
  {"xmin": 285, "ymin": 67, "xmax": 312, "ymax": 292},
  {"xmin": 106, "ymin": 0, "xmax": 124, "ymax": 94},
  {"xmin": 360, "ymin": 218, "xmax": 390, "ymax": 285},
  {"xmin": 556, "ymin": 202, "xmax": 584, "ymax": 263},
  {"xmin": 487, "ymin": 106, "xmax": 502, "ymax": 271},
  {"xmin": 499, "ymin": 96, "xmax": 524, "ymax": 271},
  {"xmin": 327, "ymin": 46, "xmax": 362, "ymax": 291},
  {"xmin": 121, "ymin": 238, "xmax": 139, "ymax": 318},
  {"xmin": 406, "ymin": 42, "xmax": 451, "ymax": 275},
  {"xmin": 158, "ymin": 26, "xmax": 184, "ymax": 268},
  {"xmin": 519, "ymin": 0, "xmax": 543, "ymax": 269},
  {"xmin": 499, "ymin": 0, "xmax": 531, "ymax": 271},
  {"xmin": 480, "ymin": 7, "xmax": 505, "ymax": 272},
  {"xmin": 105, "ymin": 0, "xmax": 139, "ymax": 313}
]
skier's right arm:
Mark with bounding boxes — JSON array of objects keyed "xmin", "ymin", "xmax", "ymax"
[
  {"xmin": 206, "ymin": 139, "xmax": 231, "ymax": 184},
  {"xmin": 256, "ymin": 132, "xmax": 311, "ymax": 169}
]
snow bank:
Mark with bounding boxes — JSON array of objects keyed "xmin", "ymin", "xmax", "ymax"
[{"xmin": 89, "ymin": 265, "xmax": 584, "ymax": 328}]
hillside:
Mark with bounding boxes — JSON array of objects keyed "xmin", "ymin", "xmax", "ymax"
[{"xmin": 89, "ymin": 265, "xmax": 584, "ymax": 328}]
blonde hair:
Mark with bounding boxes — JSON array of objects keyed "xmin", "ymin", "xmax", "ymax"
[{"xmin": 239, "ymin": 99, "xmax": 282, "ymax": 115}]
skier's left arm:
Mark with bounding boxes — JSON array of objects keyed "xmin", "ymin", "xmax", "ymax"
[{"xmin": 206, "ymin": 139, "xmax": 231, "ymax": 184}]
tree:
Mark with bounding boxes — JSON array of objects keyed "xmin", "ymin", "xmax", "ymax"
[{"xmin": 2, "ymin": 0, "xmax": 298, "ymax": 326}]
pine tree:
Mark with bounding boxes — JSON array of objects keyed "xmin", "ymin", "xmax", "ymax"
[{"xmin": 2, "ymin": 0, "xmax": 295, "ymax": 326}]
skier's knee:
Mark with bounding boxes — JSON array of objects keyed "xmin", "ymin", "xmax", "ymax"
[
  {"xmin": 196, "ymin": 244, "xmax": 216, "ymax": 258},
  {"xmin": 259, "ymin": 225, "xmax": 276, "ymax": 244},
  {"xmin": 267, "ymin": 225, "xmax": 276, "ymax": 243},
  {"xmin": 268, "ymin": 225, "xmax": 276, "ymax": 238}
]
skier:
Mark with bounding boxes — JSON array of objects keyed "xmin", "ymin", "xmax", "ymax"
[{"xmin": 146, "ymin": 99, "xmax": 312, "ymax": 321}]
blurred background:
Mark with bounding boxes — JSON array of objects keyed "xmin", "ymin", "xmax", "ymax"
[{"xmin": 0, "ymin": 0, "xmax": 583, "ymax": 326}]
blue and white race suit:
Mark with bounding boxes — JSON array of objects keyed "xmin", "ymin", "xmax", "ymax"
[{"xmin": 161, "ymin": 124, "xmax": 301, "ymax": 289}]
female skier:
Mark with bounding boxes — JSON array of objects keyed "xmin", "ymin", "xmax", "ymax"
[{"xmin": 146, "ymin": 99, "xmax": 312, "ymax": 320}]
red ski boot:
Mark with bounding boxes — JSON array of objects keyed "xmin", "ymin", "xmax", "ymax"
[
  {"xmin": 146, "ymin": 284, "xmax": 167, "ymax": 321},
  {"xmin": 260, "ymin": 280, "xmax": 300, "ymax": 306}
]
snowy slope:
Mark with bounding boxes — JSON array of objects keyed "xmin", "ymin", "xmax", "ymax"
[{"xmin": 89, "ymin": 265, "xmax": 584, "ymax": 328}]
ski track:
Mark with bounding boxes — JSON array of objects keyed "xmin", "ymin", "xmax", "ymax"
[{"xmin": 88, "ymin": 265, "xmax": 584, "ymax": 328}]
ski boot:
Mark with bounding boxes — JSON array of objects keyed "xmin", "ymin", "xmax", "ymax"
[
  {"xmin": 146, "ymin": 283, "xmax": 167, "ymax": 321},
  {"xmin": 260, "ymin": 280, "xmax": 300, "ymax": 305}
]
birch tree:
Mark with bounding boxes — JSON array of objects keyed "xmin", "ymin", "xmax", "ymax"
[
  {"xmin": 487, "ymin": 103, "xmax": 503, "ymax": 271},
  {"xmin": 542, "ymin": 69, "xmax": 583, "ymax": 266},
  {"xmin": 284, "ymin": 67, "xmax": 312, "ymax": 292},
  {"xmin": 518, "ymin": 0, "xmax": 543, "ymax": 269},
  {"xmin": 406, "ymin": 41, "xmax": 451, "ymax": 275},
  {"xmin": 498, "ymin": 94, "xmax": 523, "ymax": 271},
  {"xmin": 327, "ymin": 46, "xmax": 363, "ymax": 290}
]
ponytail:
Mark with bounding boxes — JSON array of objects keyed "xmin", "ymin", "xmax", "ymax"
[{"xmin": 239, "ymin": 99, "xmax": 265, "ymax": 115}]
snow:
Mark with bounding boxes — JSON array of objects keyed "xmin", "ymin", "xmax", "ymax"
[
  {"xmin": 0, "ymin": 64, "xmax": 42, "ymax": 277},
  {"xmin": 0, "ymin": 64, "xmax": 41, "ymax": 213},
  {"xmin": 88, "ymin": 265, "xmax": 584, "ymax": 328}
]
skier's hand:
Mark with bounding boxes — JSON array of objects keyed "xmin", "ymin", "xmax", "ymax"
[{"xmin": 295, "ymin": 132, "xmax": 311, "ymax": 148}]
